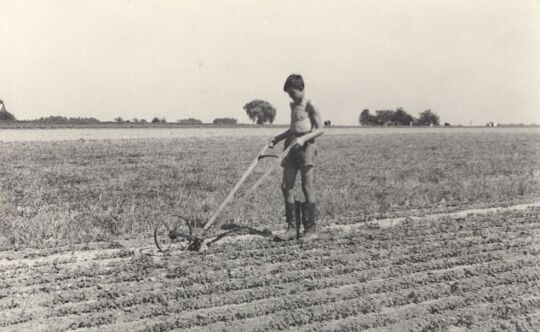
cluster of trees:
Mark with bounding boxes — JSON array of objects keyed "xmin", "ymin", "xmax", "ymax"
[
  {"xmin": 359, "ymin": 108, "xmax": 440, "ymax": 126},
  {"xmin": 244, "ymin": 100, "xmax": 276, "ymax": 124},
  {"xmin": 114, "ymin": 117, "xmax": 169, "ymax": 123},
  {"xmin": 37, "ymin": 116, "xmax": 100, "ymax": 123},
  {"xmin": 110, "ymin": 117, "xmax": 241, "ymax": 125},
  {"xmin": 213, "ymin": 118, "xmax": 237, "ymax": 125},
  {"xmin": 177, "ymin": 118, "xmax": 202, "ymax": 125}
]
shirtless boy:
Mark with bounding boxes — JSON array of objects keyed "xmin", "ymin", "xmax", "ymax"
[{"xmin": 270, "ymin": 74, "xmax": 324, "ymax": 242}]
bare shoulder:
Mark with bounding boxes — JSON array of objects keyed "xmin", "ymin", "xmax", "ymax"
[
  {"xmin": 305, "ymin": 99, "xmax": 323, "ymax": 129},
  {"xmin": 306, "ymin": 99, "xmax": 320, "ymax": 114}
]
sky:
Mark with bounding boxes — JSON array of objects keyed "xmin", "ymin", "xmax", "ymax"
[{"xmin": 1, "ymin": 0, "xmax": 539, "ymax": 125}]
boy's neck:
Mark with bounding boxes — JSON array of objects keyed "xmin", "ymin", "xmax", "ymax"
[{"xmin": 292, "ymin": 95, "xmax": 305, "ymax": 104}]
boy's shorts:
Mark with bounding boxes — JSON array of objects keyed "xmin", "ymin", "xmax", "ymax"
[{"xmin": 281, "ymin": 136, "xmax": 317, "ymax": 169}]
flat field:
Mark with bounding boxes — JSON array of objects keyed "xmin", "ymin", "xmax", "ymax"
[{"xmin": 0, "ymin": 128, "xmax": 539, "ymax": 331}]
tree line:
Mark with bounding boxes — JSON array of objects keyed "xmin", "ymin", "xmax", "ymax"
[
  {"xmin": 1, "ymin": 98, "xmax": 441, "ymax": 126},
  {"xmin": 359, "ymin": 108, "xmax": 440, "ymax": 126}
]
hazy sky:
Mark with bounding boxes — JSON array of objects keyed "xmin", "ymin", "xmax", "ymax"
[{"xmin": 1, "ymin": 0, "xmax": 539, "ymax": 125}]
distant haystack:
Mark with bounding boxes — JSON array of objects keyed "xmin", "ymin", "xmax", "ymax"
[{"xmin": 0, "ymin": 100, "xmax": 16, "ymax": 121}]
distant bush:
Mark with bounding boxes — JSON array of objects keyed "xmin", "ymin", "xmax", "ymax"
[
  {"xmin": 37, "ymin": 116, "xmax": 99, "ymax": 124},
  {"xmin": 151, "ymin": 117, "xmax": 161, "ymax": 123},
  {"xmin": 177, "ymin": 118, "xmax": 203, "ymax": 125},
  {"xmin": 213, "ymin": 118, "xmax": 237, "ymax": 125}
]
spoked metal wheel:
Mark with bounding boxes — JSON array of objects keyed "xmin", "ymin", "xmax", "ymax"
[{"xmin": 154, "ymin": 215, "xmax": 194, "ymax": 253}]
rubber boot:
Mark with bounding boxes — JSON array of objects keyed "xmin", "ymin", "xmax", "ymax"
[
  {"xmin": 300, "ymin": 202, "xmax": 318, "ymax": 242},
  {"xmin": 274, "ymin": 202, "xmax": 297, "ymax": 241}
]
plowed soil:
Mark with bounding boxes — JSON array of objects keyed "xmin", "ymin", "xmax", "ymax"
[{"xmin": 1, "ymin": 206, "xmax": 538, "ymax": 331}]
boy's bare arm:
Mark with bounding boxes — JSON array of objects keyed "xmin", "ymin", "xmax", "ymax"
[{"xmin": 270, "ymin": 129, "xmax": 292, "ymax": 147}]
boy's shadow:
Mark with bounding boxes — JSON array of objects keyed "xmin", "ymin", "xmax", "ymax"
[{"xmin": 206, "ymin": 223, "xmax": 274, "ymax": 245}]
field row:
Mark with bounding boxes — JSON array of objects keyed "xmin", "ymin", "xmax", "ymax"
[
  {"xmin": 1, "ymin": 131, "xmax": 539, "ymax": 248},
  {"xmin": 1, "ymin": 207, "xmax": 538, "ymax": 331},
  {"xmin": 0, "ymin": 209, "xmax": 537, "ymax": 290}
]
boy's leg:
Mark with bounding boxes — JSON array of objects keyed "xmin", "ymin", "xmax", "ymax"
[
  {"xmin": 275, "ymin": 167, "xmax": 298, "ymax": 241},
  {"xmin": 300, "ymin": 165, "xmax": 318, "ymax": 241},
  {"xmin": 300, "ymin": 165, "xmax": 315, "ymax": 203},
  {"xmin": 282, "ymin": 167, "xmax": 298, "ymax": 204}
]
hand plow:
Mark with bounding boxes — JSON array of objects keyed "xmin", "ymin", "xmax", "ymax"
[{"xmin": 154, "ymin": 142, "xmax": 294, "ymax": 253}]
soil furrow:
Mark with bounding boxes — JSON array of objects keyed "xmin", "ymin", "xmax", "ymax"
[
  {"xmin": 80, "ymin": 265, "xmax": 537, "ymax": 331},
  {"xmin": 0, "ymin": 238, "xmax": 534, "ymax": 313},
  {"xmin": 41, "ymin": 258, "xmax": 537, "ymax": 319},
  {"xmin": 136, "ymin": 279, "xmax": 535, "ymax": 331}
]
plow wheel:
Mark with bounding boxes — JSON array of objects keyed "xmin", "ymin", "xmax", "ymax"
[{"xmin": 153, "ymin": 215, "xmax": 194, "ymax": 253}]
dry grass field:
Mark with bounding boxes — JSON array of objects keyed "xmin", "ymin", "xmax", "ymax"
[{"xmin": 0, "ymin": 128, "xmax": 539, "ymax": 331}]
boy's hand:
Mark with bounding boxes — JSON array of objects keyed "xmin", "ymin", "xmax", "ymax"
[
  {"xmin": 268, "ymin": 137, "xmax": 276, "ymax": 148},
  {"xmin": 292, "ymin": 136, "xmax": 306, "ymax": 147}
]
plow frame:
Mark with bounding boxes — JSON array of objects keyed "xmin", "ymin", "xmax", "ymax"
[{"xmin": 153, "ymin": 142, "xmax": 294, "ymax": 253}]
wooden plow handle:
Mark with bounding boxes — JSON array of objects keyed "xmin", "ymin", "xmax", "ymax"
[
  {"xmin": 203, "ymin": 143, "xmax": 295, "ymax": 232},
  {"xmin": 209, "ymin": 144, "xmax": 295, "ymax": 231},
  {"xmin": 202, "ymin": 144, "xmax": 269, "ymax": 231}
]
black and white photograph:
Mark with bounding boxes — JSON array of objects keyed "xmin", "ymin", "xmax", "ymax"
[{"xmin": 0, "ymin": 1, "xmax": 539, "ymax": 331}]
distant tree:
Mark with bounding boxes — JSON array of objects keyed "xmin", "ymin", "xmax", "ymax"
[
  {"xmin": 132, "ymin": 118, "xmax": 139, "ymax": 123},
  {"xmin": 361, "ymin": 108, "xmax": 415, "ymax": 126},
  {"xmin": 160, "ymin": 117, "xmax": 167, "ymax": 123},
  {"xmin": 140, "ymin": 119, "xmax": 147, "ymax": 123},
  {"xmin": 151, "ymin": 117, "xmax": 160, "ymax": 123},
  {"xmin": 391, "ymin": 107, "xmax": 414, "ymax": 126},
  {"xmin": 213, "ymin": 117, "xmax": 237, "ymax": 125},
  {"xmin": 359, "ymin": 109, "xmax": 377, "ymax": 126},
  {"xmin": 375, "ymin": 110, "xmax": 395, "ymax": 125},
  {"xmin": 243, "ymin": 100, "xmax": 276, "ymax": 124},
  {"xmin": 417, "ymin": 110, "xmax": 440, "ymax": 126},
  {"xmin": 115, "ymin": 117, "xmax": 123, "ymax": 122},
  {"xmin": 0, "ymin": 100, "xmax": 16, "ymax": 121},
  {"xmin": 177, "ymin": 118, "xmax": 203, "ymax": 125}
]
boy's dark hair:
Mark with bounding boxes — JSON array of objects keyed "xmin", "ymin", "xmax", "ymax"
[{"xmin": 283, "ymin": 74, "xmax": 304, "ymax": 92}]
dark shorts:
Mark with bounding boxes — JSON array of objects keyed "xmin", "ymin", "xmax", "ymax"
[{"xmin": 281, "ymin": 136, "xmax": 317, "ymax": 169}]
